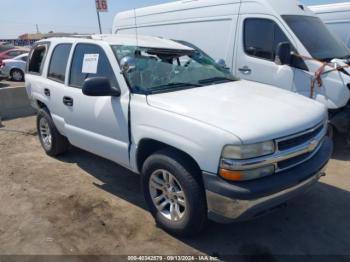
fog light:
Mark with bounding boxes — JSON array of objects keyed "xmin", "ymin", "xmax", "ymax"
[{"xmin": 219, "ymin": 165, "xmax": 275, "ymax": 181}]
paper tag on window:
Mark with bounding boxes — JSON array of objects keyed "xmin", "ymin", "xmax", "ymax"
[{"xmin": 82, "ymin": 54, "xmax": 99, "ymax": 74}]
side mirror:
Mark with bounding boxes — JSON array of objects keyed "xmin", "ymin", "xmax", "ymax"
[
  {"xmin": 275, "ymin": 42, "xmax": 292, "ymax": 65},
  {"xmin": 216, "ymin": 58, "xmax": 227, "ymax": 68},
  {"xmin": 120, "ymin": 56, "xmax": 136, "ymax": 74},
  {"xmin": 82, "ymin": 77, "xmax": 121, "ymax": 97}
]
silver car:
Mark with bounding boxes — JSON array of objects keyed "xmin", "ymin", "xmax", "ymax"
[{"xmin": 0, "ymin": 53, "xmax": 28, "ymax": 82}]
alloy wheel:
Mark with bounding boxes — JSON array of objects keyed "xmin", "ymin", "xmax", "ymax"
[{"xmin": 149, "ymin": 169, "xmax": 187, "ymax": 222}]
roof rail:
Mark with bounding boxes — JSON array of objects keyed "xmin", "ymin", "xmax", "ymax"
[{"xmin": 42, "ymin": 35, "xmax": 94, "ymax": 39}]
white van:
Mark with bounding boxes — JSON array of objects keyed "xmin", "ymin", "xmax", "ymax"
[
  {"xmin": 310, "ymin": 2, "xmax": 350, "ymax": 48},
  {"xmin": 113, "ymin": 0, "xmax": 350, "ymax": 143}
]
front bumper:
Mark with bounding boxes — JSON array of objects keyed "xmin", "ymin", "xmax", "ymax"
[{"xmin": 203, "ymin": 137, "xmax": 333, "ymax": 223}]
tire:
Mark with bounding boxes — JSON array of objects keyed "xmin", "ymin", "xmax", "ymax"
[
  {"xmin": 142, "ymin": 148, "xmax": 207, "ymax": 236},
  {"xmin": 37, "ymin": 108, "xmax": 69, "ymax": 156},
  {"xmin": 10, "ymin": 69, "xmax": 24, "ymax": 82}
]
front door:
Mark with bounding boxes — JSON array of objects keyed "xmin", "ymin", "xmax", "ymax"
[
  {"xmin": 61, "ymin": 43, "xmax": 130, "ymax": 167},
  {"xmin": 235, "ymin": 15, "xmax": 295, "ymax": 91}
]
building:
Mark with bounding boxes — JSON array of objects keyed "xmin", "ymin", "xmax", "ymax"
[{"xmin": 18, "ymin": 33, "xmax": 44, "ymax": 40}]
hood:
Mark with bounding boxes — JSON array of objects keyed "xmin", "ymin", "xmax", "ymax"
[
  {"xmin": 2, "ymin": 58, "xmax": 16, "ymax": 63},
  {"xmin": 147, "ymin": 80, "xmax": 326, "ymax": 144}
]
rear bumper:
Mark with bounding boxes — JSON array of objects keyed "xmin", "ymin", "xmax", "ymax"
[{"xmin": 203, "ymin": 137, "xmax": 333, "ymax": 223}]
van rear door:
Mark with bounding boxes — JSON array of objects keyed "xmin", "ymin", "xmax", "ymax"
[{"xmin": 235, "ymin": 14, "xmax": 294, "ymax": 91}]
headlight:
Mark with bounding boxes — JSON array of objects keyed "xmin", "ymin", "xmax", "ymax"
[{"xmin": 222, "ymin": 141, "xmax": 275, "ymax": 160}]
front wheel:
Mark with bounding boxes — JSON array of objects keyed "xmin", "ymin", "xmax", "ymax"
[
  {"xmin": 142, "ymin": 149, "xmax": 207, "ymax": 236},
  {"xmin": 11, "ymin": 69, "xmax": 24, "ymax": 82}
]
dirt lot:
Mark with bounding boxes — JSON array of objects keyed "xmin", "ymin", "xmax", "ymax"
[{"xmin": 0, "ymin": 116, "xmax": 350, "ymax": 257}]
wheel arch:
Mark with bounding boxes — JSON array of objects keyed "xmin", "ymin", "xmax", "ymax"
[
  {"xmin": 36, "ymin": 100, "xmax": 48, "ymax": 109},
  {"xmin": 10, "ymin": 67, "xmax": 25, "ymax": 80},
  {"xmin": 10, "ymin": 67, "xmax": 24, "ymax": 75},
  {"xmin": 136, "ymin": 138, "xmax": 203, "ymax": 178}
]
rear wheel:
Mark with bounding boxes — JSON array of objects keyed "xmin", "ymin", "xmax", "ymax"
[
  {"xmin": 10, "ymin": 69, "xmax": 24, "ymax": 82},
  {"xmin": 37, "ymin": 108, "xmax": 69, "ymax": 156},
  {"xmin": 142, "ymin": 149, "xmax": 207, "ymax": 236}
]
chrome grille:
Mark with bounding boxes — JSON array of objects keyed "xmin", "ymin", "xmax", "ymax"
[
  {"xmin": 277, "ymin": 152, "xmax": 312, "ymax": 170},
  {"xmin": 220, "ymin": 121, "xmax": 327, "ymax": 175},
  {"xmin": 275, "ymin": 121, "xmax": 326, "ymax": 172},
  {"xmin": 278, "ymin": 125, "xmax": 324, "ymax": 151}
]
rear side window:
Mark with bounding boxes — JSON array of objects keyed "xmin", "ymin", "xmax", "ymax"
[
  {"xmin": 48, "ymin": 44, "xmax": 72, "ymax": 83},
  {"xmin": 244, "ymin": 18, "xmax": 290, "ymax": 61},
  {"xmin": 69, "ymin": 44, "xmax": 117, "ymax": 88},
  {"xmin": 28, "ymin": 44, "xmax": 49, "ymax": 74}
]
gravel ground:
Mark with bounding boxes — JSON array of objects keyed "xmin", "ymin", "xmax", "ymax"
[{"xmin": 0, "ymin": 116, "xmax": 350, "ymax": 258}]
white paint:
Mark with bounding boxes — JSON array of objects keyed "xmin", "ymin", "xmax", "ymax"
[
  {"xmin": 113, "ymin": 0, "xmax": 350, "ymax": 110},
  {"xmin": 25, "ymin": 35, "xmax": 327, "ymax": 174}
]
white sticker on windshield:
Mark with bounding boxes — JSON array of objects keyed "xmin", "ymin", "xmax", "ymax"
[{"xmin": 82, "ymin": 54, "xmax": 99, "ymax": 74}]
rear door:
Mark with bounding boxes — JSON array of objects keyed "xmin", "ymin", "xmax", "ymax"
[
  {"xmin": 44, "ymin": 43, "xmax": 73, "ymax": 134},
  {"xmin": 26, "ymin": 42, "xmax": 50, "ymax": 108},
  {"xmin": 235, "ymin": 15, "xmax": 294, "ymax": 91},
  {"xmin": 60, "ymin": 43, "xmax": 130, "ymax": 167}
]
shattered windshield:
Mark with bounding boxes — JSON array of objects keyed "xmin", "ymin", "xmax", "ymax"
[{"xmin": 111, "ymin": 44, "xmax": 236, "ymax": 94}]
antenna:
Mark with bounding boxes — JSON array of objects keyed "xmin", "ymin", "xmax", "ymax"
[{"xmin": 133, "ymin": 8, "xmax": 139, "ymax": 48}]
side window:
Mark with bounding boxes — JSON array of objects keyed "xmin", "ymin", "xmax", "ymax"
[
  {"xmin": 273, "ymin": 25, "xmax": 290, "ymax": 58},
  {"xmin": 69, "ymin": 44, "xmax": 117, "ymax": 88},
  {"xmin": 244, "ymin": 18, "xmax": 290, "ymax": 61},
  {"xmin": 21, "ymin": 56, "xmax": 28, "ymax": 62},
  {"xmin": 48, "ymin": 44, "xmax": 72, "ymax": 83},
  {"xmin": 8, "ymin": 51, "xmax": 18, "ymax": 57},
  {"xmin": 28, "ymin": 44, "xmax": 48, "ymax": 74}
]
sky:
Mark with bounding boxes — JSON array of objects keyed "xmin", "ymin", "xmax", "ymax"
[{"xmin": 0, "ymin": 0, "xmax": 346, "ymax": 39}]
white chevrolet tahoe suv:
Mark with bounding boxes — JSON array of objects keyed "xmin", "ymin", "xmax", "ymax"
[{"xmin": 25, "ymin": 35, "xmax": 332, "ymax": 236}]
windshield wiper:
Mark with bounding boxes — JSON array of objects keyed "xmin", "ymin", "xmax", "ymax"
[
  {"xmin": 198, "ymin": 76, "xmax": 234, "ymax": 85},
  {"xmin": 149, "ymin": 82, "xmax": 203, "ymax": 94}
]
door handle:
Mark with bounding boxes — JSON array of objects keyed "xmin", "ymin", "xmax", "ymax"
[
  {"xmin": 238, "ymin": 66, "xmax": 252, "ymax": 75},
  {"xmin": 63, "ymin": 96, "xmax": 74, "ymax": 107},
  {"xmin": 44, "ymin": 88, "xmax": 50, "ymax": 97}
]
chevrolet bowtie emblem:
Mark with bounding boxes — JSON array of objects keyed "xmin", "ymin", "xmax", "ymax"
[{"xmin": 308, "ymin": 140, "xmax": 319, "ymax": 152}]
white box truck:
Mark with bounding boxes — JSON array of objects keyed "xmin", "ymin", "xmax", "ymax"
[
  {"xmin": 310, "ymin": 2, "xmax": 350, "ymax": 48},
  {"xmin": 113, "ymin": 0, "xmax": 350, "ymax": 145}
]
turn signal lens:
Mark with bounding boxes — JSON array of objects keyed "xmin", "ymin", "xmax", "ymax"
[
  {"xmin": 219, "ymin": 169, "xmax": 242, "ymax": 181},
  {"xmin": 219, "ymin": 165, "xmax": 275, "ymax": 181}
]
